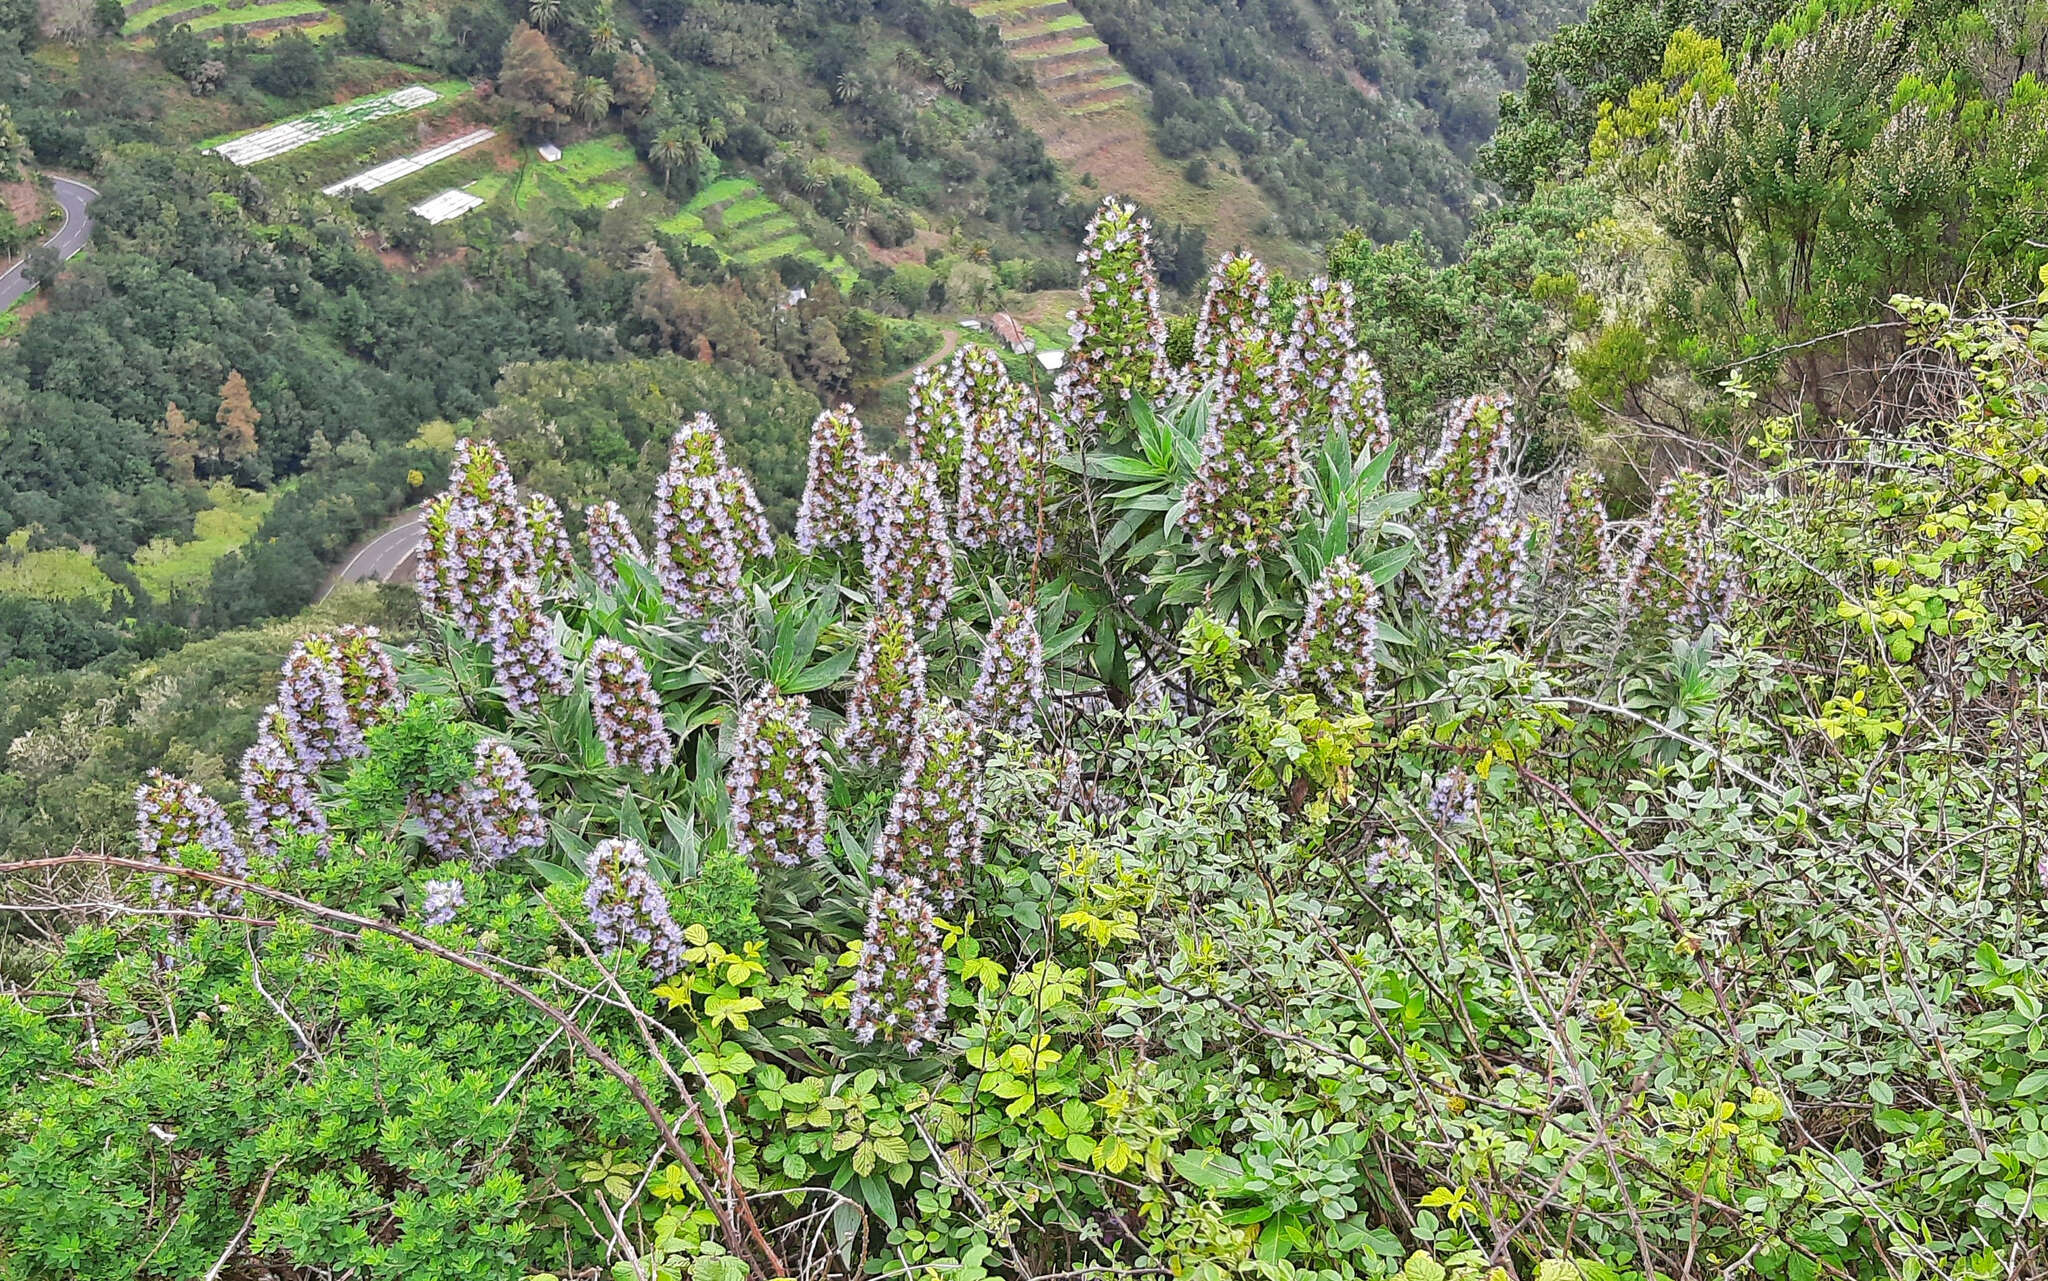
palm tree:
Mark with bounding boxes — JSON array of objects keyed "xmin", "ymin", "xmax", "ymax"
[
  {"xmin": 649, "ymin": 128, "xmax": 690, "ymax": 192},
  {"xmin": 572, "ymin": 76, "xmax": 613, "ymax": 124},
  {"xmin": 701, "ymin": 115, "xmax": 727, "ymax": 149},
  {"xmin": 832, "ymin": 71, "xmax": 862, "ymax": 104},
  {"xmin": 526, "ymin": 0, "xmax": 561, "ymax": 29},
  {"xmin": 587, "ymin": 17, "xmax": 621, "ymax": 52}
]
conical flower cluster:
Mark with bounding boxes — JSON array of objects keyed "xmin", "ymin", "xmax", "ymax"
[
  {"xmin": 418, "ymin": 878, "xmax": 466, "ymax": 927},
  {"xmin": 1278, "ymin": 557, "xmax": 1380, "ymax": 703},
  {"xmin": 1419, "ymin": 395, "xmax": 1515, "ymax": 540},
  {"xmin": 1333, "ymin": 351, "xmax": 1392, "ymax": 462},
  {"xmin": 1619, "ymin": 470, "xmax": 1736, "ymax": 633},
  {"xmin": 967, "ymin": 603, "xmax": 1044, "ymax": 737},
  {"xmin": 795, "ymin": 406, "xmax": 867, "ymax": 554},
  {"xmin": 652, "ymin": 462, "xmax": 747, "ymax": 622},
  {"xmin": 1437, "ymin": 486, "xmax": 1530, "ymax": 646},
  {"xmin": 1055, "ymin": 197, "xmax": 1170, "ymax": 439},
  {"xmin": 521, "ymin": 492, "xmax": 574, "ymax": 582},
  {"xmin": 588, "ymin": 638, "xmax": 673, "ymax": 773},
  {"xmin": 240, "ymin": 705, "xmax": 327, "ymax": 859},
  {"xmin": 670, "ymin": 413, "xmax": 773, "ymax": 558},
  {"xmin": 847, "ymin": 878, "xmax": 949, "ymax": 1053},
  {"xmin": 136, "ymin": 768, "xmax": 246, "ymax": 877},
  {"xmin": 1551, "ymin": 468, "xmax": 1609, "ymax": 580},
  {"xmin": 584, "ymin": 499, "xmax": 647, "ymax": 591},
  {"xmin": 277, "ymin": 639, "xmax": 366, "ymax": 768},
  {"xmin": 859, "ymin": 458, "xmax": 956, "ymax": 631},
  {"xmin": 901, "ymin": 365, "xmax": 965, "ymax": 491},
  {"xmin": 1184, "ymin": 323, "xmax": 1307, "ymax": 560},
  {"xmin": 417, "ymin": 440, "xmax": 537, "ymax": 639},
  {"xmin": 1189, "ymin": 252, "xmax": 1272, "ymax": 389},
  {"xmin": 837, "ymin": 607, "xmax": 929, "ymax": 768},
  {"xmin": 1427, "ymin": 769, "xmax": 1478, "ymax": 830},
  {"xmin": 728, "ymin": 687, "xmax": 829, "ymax": 869},
  {"xmin": 416, "ymin": 738, "xmax": 547, "ymax": 866},
  {"xmin": 956, "ymin": 382, "xmax": 1058, "ymax": 552},
  {"xmin": 486, "ymin": 577, "xmax": 570, "ymax": 715},
  {"xmin": 583, "ymin": 836, "xmax": 686, "ymax": 976},
  {"xmin": 1285, "ymin": 276, "xmax": 1357, "ymax": 420},
  {"xmin": 872, "ymin": 701, "xmax": 984, "ymax": 909},
  {"xmin": 332, "ymin": 625, "xmax": 401, "ymax": 717}
]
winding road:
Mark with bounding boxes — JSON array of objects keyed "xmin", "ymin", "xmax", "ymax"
[
  {"xmin": 319, "ymin": 506, "xmax": 427, "ymax": 602},
  {"xmin": 0, "ymin": 176, "xmax": 99, "ymax": 312}
]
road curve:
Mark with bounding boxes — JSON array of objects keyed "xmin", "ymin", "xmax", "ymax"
[
  {"xmin": 0, "ymin": 176, "xmax": 99, "ymax": 312},
  {"xmin": 320, "ymin": 506, "xmax": 427, "ymax": 602}
]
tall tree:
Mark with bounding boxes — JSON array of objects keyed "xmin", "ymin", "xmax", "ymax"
[
  {"xmin": 215, "ymin": 371, "xmax": 260, "ymax": 470},
  {"xmin": 160, "ymin": 401, "xmax": 199, "ymax": 483},
  {"xmin": 497, "ymin": 26, "xmax": 574, "ymax": 137}
]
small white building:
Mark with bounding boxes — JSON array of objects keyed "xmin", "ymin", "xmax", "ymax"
[
  {"xmin": 1035, "ymin": 349, "xmax": 1065, "ymax": 372},
  {"xmin": 537, "ymin": 142, "xmax": 562, "ymax": 162}
]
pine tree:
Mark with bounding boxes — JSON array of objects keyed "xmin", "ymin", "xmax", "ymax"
[
  {"xmin": 216, "ymin": 371, "xmax": 260, "ymax": 469},
  {"xmin": 160, "ymin": 402, "xmax": 199, "ymax": 484}
]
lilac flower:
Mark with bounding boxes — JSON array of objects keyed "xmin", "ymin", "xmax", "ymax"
[
  {"xmin": 1419, "ymin": 394, "xmax": 1516, "ymax": 542},
  {"xmin": 901, "ymin": 364, "xmax": 967, "ymax": 492},
  {"xmin": 1183, "ymin": 322, "xmax": 1308, "ymax": 560},
  {"xmin": 1551, "ymin": 467, "xmax": 1610, "ymax": 581},
  {"xmin": 1427, "ymin": 770, "xmax": 1478, "ymax": 831},
  {"xmin": 1188, "ymin": 252, "xmax": 1273, "ymax": 390},
  {"xmin": 276, "ymin": 641, "xmax": 365, "ymax": 769},
  {"xmin": 588, "ymin": 638, "xmax": 674, "ymax": 773},
  {"xmin": 957, "ymin": 382, "xmax": 1063, "ymax": 552},
  {"xmin": 486, "ymin": 577, "xmax": 570, "ymax": 715},
  {"xmin": 1619, "ymin": 470, "xmax": 1736, "ymax": 633},
  {"xmin": 1055, "ymin": 197, "xmax": 1171, "ymax": 440},
  {"xmin": 847, "ymin": 877, "xmax": 949, "ymax": 1053},
  {"xmin": 521, "ymin": 492, "xmax": 574, "ymax": 582},
  {"xmin": 1284, "ymin": 276, "xmax": 1357, "ymax": 420},
  {"xmin": 728, "ymin": 686, "xmax": 830, "ymax": 870},
  {"xmin": 795, "ymin": 406, "xmax": 868, "ymax": 554},
  {"xmin": 239, "ymin": 704, "xmax": 328, "ymax": 860},
  {"xmin": 135, "ymin": 768, "xmax": 246, "ymax": 888},
  {"xmin": 837, "ymin": 606, "xmax": 930, "ymax": 768},
  {"xmin": 1278, "ymin": 557, "xmax": 1380, "ymax": 703},
  {"xmin": 459, "ymin": 739, "xmax": 548, "ymax": 867},
  {"xmin": 872, "ymin": 701, "xmax": 985, "ymax": 910},
  {"xmin": 652, "ymin": 461, "xmax": 748, "ymax": 624},
  {"xmin": 1332, "ymin": 351, "xmax": 1392, "ymax": 463},
  {"xmin": 419, "ymin": 491, "xmax": 523, "ymax": 641},
  {"xmin": 332, "ymin": 626, "xmax": 401, "ymax": 725},
  {"xmin": 859, "ymin": 458, "xmax": 956, "ymax": 631},
  {"xmin": 419, "ymin": 878, "xmax": 466, "ymax": 927},
  {"xmin": 584, "ymin": 499, "xmax": 647, "ymax": 591},
  {"xmin": 967, "ymin": 603, "xmax": 1045, "ymax": 737},
  {"xmin": 669, "ymin": 413, "xmax": 773, "ymax": 559},
  {"xmin": 1436, "ymin": 485, "xmax": 1531, "ymax": 646},
  {"xmin": 584, "ymin": 836, "xmax": 686, "ymax": 977}
]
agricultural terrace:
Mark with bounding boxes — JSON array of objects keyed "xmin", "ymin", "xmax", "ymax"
[{"xmin": 205, "ymin": 84, "xmax": 443, "ymax": 166}]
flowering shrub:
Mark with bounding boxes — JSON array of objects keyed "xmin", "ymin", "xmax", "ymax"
[
  {"xmin": 1277, "ymin": 556, "xmax": 1380, "ymax": 702},
  {"xmin": 871, "ymin": 701, "xmax": 984, "ymax": 908},
  {"xmin": 583, "ymin": 836, "xmax": 686, "ymax": 976},
  {"xmin": 726, "ymin": 686, "xmax": 829, "ymax": 869},
  {"xmin": 485, "ymin": 577, "xmax": 570, "ymax": 715},
  {"xmin": 1189, "ymin": 251, "xmax": 1273, "ymax": 388},
  {"xmin": 837, "ymin": 606, "xmax": 929, "ymax": 767},
  {"xmin": 587, "ymin": 638, "xmax": 674, "ymax": 773},
  {"xmin": 966, "ymin": 602, "xmax": 1044, "ymax": 736},
  {"xmin": 668, "ymin": 413, "xmax": 773, "ymax": 559},
  {"xmin": 134, "ymin": 767, "xmax": 245, "ymax": 877},
  {"xmin": 846, "ymin": 878, "xmax": 948, "ymax": 1053},
  {"xmin": 955, "ymin": 380, "xmax": 1053, "ymax": 552},
  {"xmin": 1285, "ymin": 276, "xmax": 1357, "ymax": 420},
  {"xmin": 521, "ymin": 492, "xmax": 574, "ymax": 582},
  {"xmin": 418, "ymin": 877, "xmax": 466, "ymax": 926},
  {"xmin": 1055, "ymin": 196, "xmax": 1170, "ymax": 438},
  {"xmin": 794, "ymin": 405, "xmax": 866, "ymax": 554},
  {"xmin": 858, "ymin": 457, "xmax": 956, "ymax": 630},
  {"xmin": 652, "ymin": 461, "xmax": 748, "ymax": 622},
  {"xmin": 900, "ymin": 363, "xmax": 965, "ymax": 490},
  {"xmin": 583, "ymin": 499, "xmax": 647, "ymax": 591},
  {"xmin": 457, "ymin": 740, "xmax": 548, "ymax": 867},
  {"xmin": 1333, "ymin": 349, "xmax": 1393, "ymax": 461},
  {"xmin": 239, "ymin": 705, "xmax": 328, "ymax": 859},
  {"xmin": 1183, "ymin": 323, "xmax": 1307, "ymax": 558}
]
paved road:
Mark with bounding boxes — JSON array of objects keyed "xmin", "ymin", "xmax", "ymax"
[
  {"xmin": 321, "ymin": 506, "xmax": 427, "ymax": 601},
  {"xmin": 0, "ymin": 176, "xmax": 99, "ymax": 312}
]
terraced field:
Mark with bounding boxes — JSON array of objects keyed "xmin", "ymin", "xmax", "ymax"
[
  {"xmin": 961, "ymin": 0, "xmax": 1137, "ymax": 113},
  {"xmin": 657, "ymin": 176, "xmax": 856, "ymax": 286},
  {"xmin": 125, "ymin": 0, "xmax": 328, "ymax": 37}
]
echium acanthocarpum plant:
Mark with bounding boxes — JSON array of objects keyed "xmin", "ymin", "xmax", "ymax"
[
  {"xmin": 872, "ymin": 700, "xmax": 985, "ymax": 910},
  {"xmin": 277, "ymin": 639, "xmax": 367, "ymax": 769},
  {"xmin": 521, "ymin": 492, "xmax": 574, "ymax": 582},
  {"xmin": 958, "ymin": 382, "xmax": 1066, "ymax": 553},
  {"xmin": 1436, "ymin": 481, "xmax": 1530, "ymax": 646},
  {"xmin": 652, "ymin": 457, "xmax": 748, "ymax": 623},
  {"xmin": 1188, "ymin": 252, "xmax": 1272, "ymax": 391},
  {"xmin": 967, "ymin": 602, "xmax": 1045, "ymax": 737},
  {"xmin": 795, "ymin": 405, "xmax": 866, "ymax": 554},
  {"xmin": 860, "ymin": 457, "xmax": 956, "ymax": 631},
  {"xmin": 486, "ymin": 576, "xmax": 570, "ymax": 715},
  {"xmin": 669, "ymin": 412, "xmax": 773, "ymax": 559},
  {"xmin": 135, "ymin": 768, "xmax": 247, "ymax": 905},
  {"xmin": 1619, "ymin": 469, "xmax": 1736, "ymax": 634},
  {"xmin": 1284, "ymin": 276, "xmax": 1357, "ymax": 421},
  {"xmin": 418, "ymin": 878, "xmax": 465, "ymax": 927},
  {"xmin": 1055, "ymin": 197, "xmax": 1170, "ymax": 441},
  {"xmin": 1332, "ymin": 351, "xmax": 1392, "ymax": 462},
  {"xmin": 584, "ymin": 837, "xmax": 687, "ymax": 976},
  {"xmin": 447, "ymin": 436, "xmax": 523, "ymax": 529},
  {"xmin": 901, "ymin": 363, "xmax": 964, "ymax": 490},
  {"xmin": 416, "ymin": 738, "xmax": 546, "ymax": 866},
  {"xmin": 588, "ymin": 638, "xmax": 673, "ymax": 773},
  {"xmin": 1418, "ymin": 394, "xmax": 1515, "ymax": 542},
  {"xmin": 240, "ymin": 703, "xmax": 327, "ymax": 860},
  {"xmin": 1550, "ymin": 467, "xmax": 1610, "ymax": 581},
  {"xmin": 584, "ymin": 500, "xmax": 646, "ymax": 591},
  {"xmin": 847, "ymin": 877, "xmax": 949, "ymax": 1053},
  {"xmin": 419, "ymin": 491, "xmax": 518, "ymax": 640},
  {"xmin": 837, "ymin": 606, "xmax": 929, "ymax": 768},
  {"xmin": 1277, "ymin": 557, "xmax": 1380, "ymax": 704},
  {"xmin": 1427, "ymin": 768, "xmax": 1478, "ymax": 832},
  {"xmin": 329, "ymin": 625, "xmax": 401, "ymax": 729},
  {"xmin": 727, "ymin": 686, "xmax": 830, "ymax": 869},
  {"xmin": 1183, "ymin": 322, "xmax": 1308, "ymax": 561}
]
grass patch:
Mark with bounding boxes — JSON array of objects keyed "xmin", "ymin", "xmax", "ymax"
[
  {"xmin": 552, "ymin": 135, "xmax": 637, "ymax": 184},
  {"xmin": 720, "ymin": 195, "xmax": 781, "ymax": 227},
  {"xmin": 0, "ymin": 537, "xmax": 116, "ymax": 605},
  {"xmin": 735, "ymin": 233, "xmax": 812, "ymax": 264},
  {"xmin": 376, "ymin": 149, "xmax": 501, "ymax": 207},
  {"xmin": 183, "ymin": 0, "xmax": 326, "ymax": 31},
  {"xmin": 131, "ymin": 484, "xmax": 276, "ymax": 599},
  {"xmin": 725, "ymin": 214, "xmax": 797, "ymax": 250},
  {"xmin": 682, "ymin": 177, "xmax": 756, "ymax": 213},
  {"xmin": 1017, "ymin": 35, "xmax": 1105, "ymax": 58}
]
